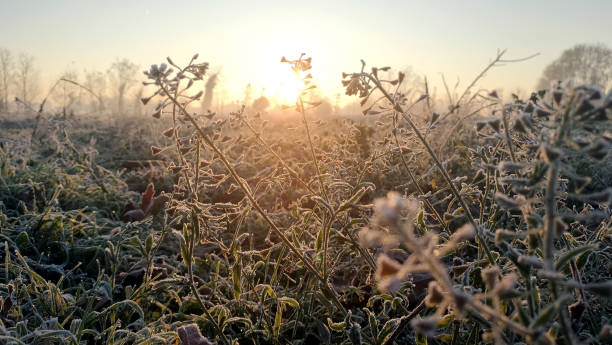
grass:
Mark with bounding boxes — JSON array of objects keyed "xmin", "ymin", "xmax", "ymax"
[{"xmin": 0, "ymin": 52, "xmax": 610, "ymax": 345}]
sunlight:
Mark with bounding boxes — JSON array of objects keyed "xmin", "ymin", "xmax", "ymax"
[{"xmin": 261, "ymin": 59, "xmax": 304, "ymax": 105}]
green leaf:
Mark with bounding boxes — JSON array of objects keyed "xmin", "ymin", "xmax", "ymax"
[
  {"xmin": 377, "ymin": 318, "xmax": 400, "ymax": 344},
  {"xmin": 327, "ymin": 318, "xmax": 346, "ymax": 331},
  {"xmin": 222, "ymin": 317, "xmax": 253, "ymax": 331},
  {"xmin": 232, "ymin": 262, "xmax": 242, "ymax": 300},
  {"xmin": 555, "ymin": 245, "xmax": 594, "ymax": 271},
  {"xmin": 145, "ymin": 234, "xmax": 153, "ymax": 254},
  {"xmin": 278, "ymin": 296, "xmax": 299, "ymax": 308}
]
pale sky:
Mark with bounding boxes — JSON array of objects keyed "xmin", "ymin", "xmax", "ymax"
[{"xmin": 1, "ymin": 0, "xmax": 611, "ymax": 104}]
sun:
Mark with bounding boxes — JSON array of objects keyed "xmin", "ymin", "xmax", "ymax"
[{"xmin": 261, "ymin": 61, "xmax": 304, "ymax": 105}]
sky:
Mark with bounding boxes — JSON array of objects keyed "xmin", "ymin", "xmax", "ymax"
[{"xmin": 1, "ymin": 0, "xmax": 611, "ymax": 105}]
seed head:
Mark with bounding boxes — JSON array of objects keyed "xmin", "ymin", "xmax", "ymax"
[
  {"xmin": 425, "ymin": 281, "xmax": 445, "ymax": 307},
  {"xmin": 481, "ymin": 266, "xmax": 500, "ymax": 290},
  {"xmin": 410, "ymin": 316, "xmax": 439, "ymax": 335}
]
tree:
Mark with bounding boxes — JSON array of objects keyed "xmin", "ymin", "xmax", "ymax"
[
  {"xmin": 0, "ymin": 48, "xmax": 13, "ymax": 112},
  {"xmin": 537, "ymin": 43, "xmax": 612, "ymax": 91},
  {"xmin": 201, "ymin": 72, "xmax": 218, "ymax": 112},
  {"xmin": 15, "ymin": 53, "xmax": 39, "ymax": 110},
  {"xmin": 252, "ymin": 95, "xmax": 270, "ymax": 112},
  {"xmin": 108, "ymin": 58, "xmax": 138, "ymax": 115},
  {"xmin": 84, "ymin": 70, "xmax": 107, "ymax": 113}
]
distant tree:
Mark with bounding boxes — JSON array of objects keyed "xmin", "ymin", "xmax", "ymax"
[
  {"xmin": 201, "ymin": 72, "xmax": 218, "ymax": 112},
  {"xmin": 252, "ymin": 95, "xmax": 270, "ymax": 112},
  {"xmin": 537, "ymin": 43, "xmax": 612, "ymax": 91},
  {"xmin": 108, "ymin": 58, "xmax": 138, "ymax": 115},
  {"xmin": 0, "ymin": 48, "xmax": 13, "ymax": 112},
  {"xmin": 15, "ymin": 53, "xmax": 39, "ymax": 110},
  {"xmin": 84, "ymin": 70, "xmax": 107, "ymax": 113},
  {"xmin": 55, "ymin": 69, "xmax": 81, "ymax": 114},
  {"xmin": 313, "ymin": 99, "xmax": 333, "ymax": 118}
]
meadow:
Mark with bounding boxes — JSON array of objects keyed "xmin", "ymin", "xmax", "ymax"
[{"xmin": 0, "ymin": 52, "xmax": 611, "ymax": 345}]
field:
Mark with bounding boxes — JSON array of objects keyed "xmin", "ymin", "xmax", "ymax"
[{"xmin": 0, "ymin": 54, "xmax": 611, "ymax": 345}]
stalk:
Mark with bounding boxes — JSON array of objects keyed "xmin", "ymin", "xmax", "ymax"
[
  {"xmin": 370, "ymin": 78, "xmax": 496, "ymax": 264},
  {"xmin": 159, "ymin": 83, "xmax": 347, "ymax": 316}
]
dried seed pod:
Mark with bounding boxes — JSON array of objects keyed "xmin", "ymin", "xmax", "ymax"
[
  {"xmin": 425, "ymin": 281, "xmax": 445, "ymax": 307},
  {"xmin": 535, "ymin": 107, "xmax": 552, "ymax": 118},
  {"xmin": 539, "ymin": 144, "xmax": 563, "ymax": 162},
  {"xmin": 162, "ymin": 127, "xmax": 175, "ymax": 137},
  {"xmin": 476, "ymin": 120, "xmax": 487, "ymax": 132},
  {"xmin": 518, "ymin": 255, "xmax": 544, "ymax": 269},
  {"xmin": 494, "ymin": 273, "xmax": 519, "ymax": 298},
  {"xmin": 488, "ymin": 118, "xmax": 502, "ymax": 133},
  {"xmin": 495, "ymin": 229, "xmax": 518, "ymax": 246},
  {"xmin": 498, "ymin": 161, "xmax": 525, "ymax": 173},
  {"xmin": 494, "ymin": 192, "xmax": 525, "ymax": 209},
  {"xmin": 451, "ymin": 290, "xmax": 470, "ymax": 313},
  {"xmin": 177, "ymin": 324, "xmax": 213, "ymax": 345},
  {"xmin": 375, "ymin": 254, "xmax": 401, "ymax": 281},
  {"xmin": 451, "ymin": 223, "xmax": 475, "ymax": 243},
  {"xmin": 552, "ymin": 90, "xmax": 564, "ymax": 105},
  {"xmin": 481, "ymin": 266, "xmax": 500, "ymax": 290},
  {"xmin": 410, "ymin": 316, "xmax": 439, "ymax": 335},
  {"xmin": 151, "ymin": 146, "xmax": 163, "ymax": 155}
]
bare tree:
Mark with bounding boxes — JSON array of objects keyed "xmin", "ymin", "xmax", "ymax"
[
  {"xmin": 201, "ymin": 72, "xmax": 218, "ymax": 112},
  {"xmin": 537, "ymin": 43, "xmax": 612, "ymax": 90},
  {"xmin": 0, "ymin": 48, "xmax": 13, "ymax": 112},
  {"xmin": 107, "ymin": 58, "xmax": 138, "ymax": 115},
  {"xmin": 84, "ymin": 70, "xmax": 107, "ymax": 113},
  {"xmin": 252, "ymin": 95, "xmax": 270, "ymax": 113},
  {"xmin": 15, "ymin": 53, "xmax": 39, "ymax": 110},
  {"xmin": 54, "ymin": 69, "xmax": 81, "ymax": 114}
]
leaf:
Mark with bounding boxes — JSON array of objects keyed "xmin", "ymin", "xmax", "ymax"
[
  {"xmin": 141, "ymin": 183, "xmax": 155, "ymax": 212},
  {"xmin": 232, "ymin": 262, "xmax": 242, "ymax": 300},
  {"xmin": 555, "ymin": 245, "xmax": 594, "ymax": 271},
  {"xmin": 377, "ymin": 318, "xmax": 400, "ymax": 344},
  {"xmin": 530, "ymin": 295, "xmax": 572, "ymax": 328},
  {"xmin": 145, "ymin": 234, "xmax": 153, "ymax": 255},
  {"xmin": 327, "ymin": 318, "xmax": 346, "ymax": 331},
  {"xmin": 273, "ymin": 301, "xmax": 283, "ymax": 340},
  {"xmin": 222, "ymin": 317, "xmax": 253, "ymax": 331},
  {"xmin": 278, "ymin": 297, "xmax": 300, "ymax": 308},
  {"xmin": 338, "ymin": 186, "xmax": 373, "ymax": 211}
]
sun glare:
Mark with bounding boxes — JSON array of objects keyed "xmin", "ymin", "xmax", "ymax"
[{"xmin": 261, "ymin": 62, "xmax": 303, "ymax": 105}]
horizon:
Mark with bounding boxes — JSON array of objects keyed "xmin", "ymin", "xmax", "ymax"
[{"xmin": 1, "ymin": 0, "xmax": 612, "ymax": 109}]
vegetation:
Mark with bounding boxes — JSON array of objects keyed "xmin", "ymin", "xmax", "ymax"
[{"xmin": 0, "ymin": 50, "xmax": 611, "ymax": 345}]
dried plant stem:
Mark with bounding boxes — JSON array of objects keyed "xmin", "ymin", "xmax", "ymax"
[
  {"xmin": 159, "ymin": 84, "xmax": 347, "ymax": 316},
  {"xmin": 237, "ymin": 115, "xmax": 319, "ymax": 196},
  {"xmin": 381, "ymin": 300, "xmax": 425, "ymax": 345},
  {"xmin": 392, "ymin": 115, "xmax": 449, "ymax": 233},
  {"xmin": 171, "ymin": 81, "xmax": 195, "ymax": 197},
  {"xmin": 187, "ymin": 215, "xmax": 230, "ymax": 345},
  {"xmin": 299, "ymin": 96, "xmax": 330, "ymax": 202},
  {"xmin": 371, "ymin": 79, "xmax": 495, "ymax": 264},
  {"xmin": 501, "ymin": 109, "xmax": 517, "ymax": 162}
]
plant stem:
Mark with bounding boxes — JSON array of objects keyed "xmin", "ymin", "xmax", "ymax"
[
  {"xmin": 159, "ymin": 83, "xmax": 347, "ymax": 316},
  {"xmin": 392, "ymin": 114, "xmax": 449, "ymax": 234},
  {"xmin": 298, "ymin": 96, "xmax": 330, "ymax": 202},
  {"xmin": 372, "ymin": 78, "xmax": 496, "ymax": 265}
]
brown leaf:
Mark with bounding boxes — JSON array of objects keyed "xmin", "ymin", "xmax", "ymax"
[
  {"xmin": 141, "ymin": 183, "xmax": 155, "ymax": 213},
  {"xmin": 177, "ymin": 324, "xmax": 213, "ymax": 345}
]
